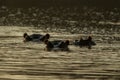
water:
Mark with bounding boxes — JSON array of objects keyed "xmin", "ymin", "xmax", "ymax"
[{"xmin": 0, "ymin": 26, "xmax": 120, "ymax": 80}]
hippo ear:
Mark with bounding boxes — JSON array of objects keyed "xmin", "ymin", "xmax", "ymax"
[
  {"xmin": 23, "ymin": 33, "xmax": 28, "ymax": 38},
  {"xmin": 88, "ymin": 36, "xmax": 92, "ymax": 40},
  {"xmin": 45, "ymin": 33, "xmax": 50, "ymax": 39}
]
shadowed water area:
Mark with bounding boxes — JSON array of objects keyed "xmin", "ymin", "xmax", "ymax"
[{"xmin": 0, "ymin": 26, "xmax": 120, "ymax": 80}]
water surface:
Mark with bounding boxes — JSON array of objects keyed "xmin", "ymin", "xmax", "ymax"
[{"xmin": 0, "ymin": 26, "xmax": 120, "ymax": 80}]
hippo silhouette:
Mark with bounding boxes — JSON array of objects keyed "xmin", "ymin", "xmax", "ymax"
[{"xmin": 23, "ymin": 33, "xmax": 50, "ymax": 42}]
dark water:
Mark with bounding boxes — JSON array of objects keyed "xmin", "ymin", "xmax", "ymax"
[{"xmin": 0, "ymin": 26, "xmax": 120, "ymax": 80}]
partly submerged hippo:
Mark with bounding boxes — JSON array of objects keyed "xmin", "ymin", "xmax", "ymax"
[
  {"xmin": 23, "ymin": 33, "xmax": 50, "ymax": 42},
  {"xmin": 73, "ymin": 36, "xmax": 96, "ymax": 49},
  {"xmin": 44, "ymin": 40, "xmax": 70, "ymax": 51}
]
